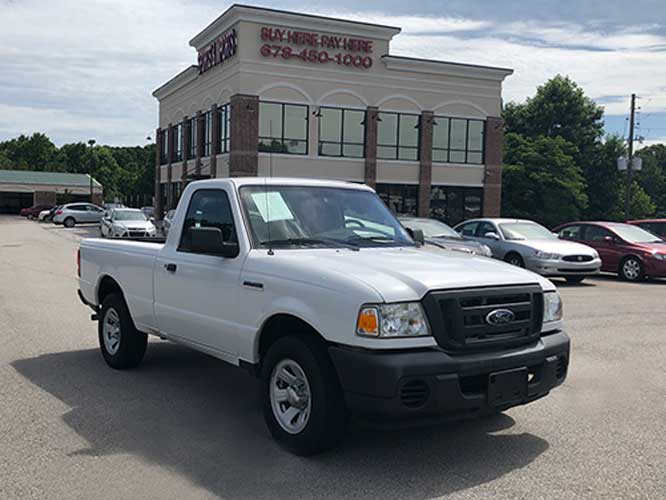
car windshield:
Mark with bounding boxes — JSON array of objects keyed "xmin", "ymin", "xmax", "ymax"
[
  {"xmin": 239, "ymin": 185, "xmax": 415, "ymax": 249},
  {"xmin": 611, "ymin": 224, "xmax": 663, "ymax": 243},
  {"xmin": 400, "ymin": 218, "xmax": 460, "ymax": 239},
  {"xmin": 500, "ymin": 222, "xmax": 557, "ymax": 240},
  {"xmin": 114, "ymin": 211, "xmax": 147, "ymax": 221}
]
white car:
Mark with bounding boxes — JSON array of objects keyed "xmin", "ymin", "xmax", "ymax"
[
  {"xmin": 100, "ymin": 208, "xmax": 157, "ymax": 238},
  {"xmin": 78, "ymin": 178, "xmax": 569, "ymax": 455},
  {"xmin": 53, "ymin": 203, "xmax": 105, "ymax": 227}
]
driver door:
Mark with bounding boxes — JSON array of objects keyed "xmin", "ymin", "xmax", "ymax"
[{"xmin": 475, "ymin": 221, "xmax": 503, "ymax": 255}]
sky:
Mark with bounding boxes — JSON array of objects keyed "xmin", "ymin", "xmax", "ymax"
[{"xmin": 1, "ymin": 0, "xmax": 665, "ymax": 149}]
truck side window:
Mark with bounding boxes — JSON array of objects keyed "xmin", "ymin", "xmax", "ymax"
[{"xmin": 178, "ymin": 189, "xmax": 237, "ymax": 253}]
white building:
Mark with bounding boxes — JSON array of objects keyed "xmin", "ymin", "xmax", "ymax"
[{"xmin": 153, "ymin": 4, "xmax": 512, "ymax": 224}]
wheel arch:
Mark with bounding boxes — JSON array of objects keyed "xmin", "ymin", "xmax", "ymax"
[
  {"xmin": 618, "ymin": 253, "xmax": 645, "ymax": 272},
  {"xmin": 96, "ymin": 274, "xmax": 125, "ymax": 306},
  {"xmin": 255, "ymin": 313, "xmax": 327, "ymax": 367}
]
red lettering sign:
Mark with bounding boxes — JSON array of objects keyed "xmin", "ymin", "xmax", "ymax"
[{"xmin": 198, "ymin": 28, "xmax": 238, "ymax": 74}]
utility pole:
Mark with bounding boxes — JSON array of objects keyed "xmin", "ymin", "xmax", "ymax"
[{"xmin": 624, "ymin": 93, "xmax": 636, "ymax": 220}]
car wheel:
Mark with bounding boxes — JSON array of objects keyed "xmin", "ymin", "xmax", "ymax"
[
  {"xmin": 565, "ymin": 276, "xmax": 585, "ymax": 284},
  {"xmin": 504, "ymin": 253, "xmax": 525, "ymax": 268},
  {"xmin": 619, "ymin": 256, "xmax": 644, "ymax": 281},
  {"xmin": 27, "ymin": 214, "xmax": 34, "ymax": 220},
  {"xmin": 63, "ymin": 217, "xmax": 76, "ymax": 228},
  {"xmin": 98, "ymin": 293, "xmax": 148, "ymax": 369},
  {"xmin": 261, "ymin": 335, "xmax": 348, "ymax": 456}
]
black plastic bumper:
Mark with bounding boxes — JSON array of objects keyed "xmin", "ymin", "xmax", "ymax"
[{"xmin": 328, "ymin": 331, "xmax": 569, "ymax": 421}]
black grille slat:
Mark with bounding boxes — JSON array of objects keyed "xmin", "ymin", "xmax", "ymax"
[
  {"xmin": 400, "ymin": 380, "xmax": 430, "ymax": 408},
  {"xmin": 422, "ymin": 285, "xmax": 544, "ymax": 351},
  {"xmin": 563, "ymin": 255, "xmax": 593, "ymax": 262}
]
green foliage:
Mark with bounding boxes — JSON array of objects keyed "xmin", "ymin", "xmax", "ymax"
[
  {"xmin": 583, "ymin": 135, "xmax": 625, "ymax": 220},
  {"xmin": 0, "ymin": 133, "xmax": 155, "ymax": 203},
  {"xmin": 635, "ymin": 144, "xmax": 666, "ymax": 217},
  {"xmin": 502, "ymin": 133, "xmax": 588, "ymax": 227}
]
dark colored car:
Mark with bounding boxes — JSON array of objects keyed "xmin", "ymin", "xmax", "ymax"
[
  {"xmin": 554, "ymin": 221, "xmax": 666, "ymax": 281},
  {"xmin": 20, "ymin": 204, "xmax": 53, "ymax": 219},
  {"xmin": 399, "ymin": 217, "xmax": 493, "ymax": 257},
  {"xmin": 627, "ymin": 219, "xmax": 666, "ymax": 240}
]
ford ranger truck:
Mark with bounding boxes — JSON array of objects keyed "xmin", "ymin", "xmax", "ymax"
[{"xmin": 77, "ymin": 178, "xmax": 569, "ymax": 455}]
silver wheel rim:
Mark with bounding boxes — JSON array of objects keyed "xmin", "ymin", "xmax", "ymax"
[
  {"xmin": 509, "ymin": 256, "xmax": 522, "ymax": 267},
  {"xmin": 623, "ymin": 259, "xmax": 641, "ymax": 280},
  {"xmin": 270, "ymin": 359, "xmax": 312, "ymax": 435},
  {"xmin": 102, "ymin": 307, "xmax": 121, "ymax": 355},
  {"xmin": 65, "ymin": 219, "xmax": 74, "ymax": 227}
]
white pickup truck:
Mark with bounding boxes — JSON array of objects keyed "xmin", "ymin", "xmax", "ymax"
[{"xmin": 78, "ymin": 177, "xmax": 569, "ymax": 455}]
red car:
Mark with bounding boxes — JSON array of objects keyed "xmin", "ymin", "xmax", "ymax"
[
  {"xmin": 627, "ymin": 219, "xmax": 666, "ymax": 241},
  {"xmin": 20, "ymin": 204, "xmax": 54, "ymax": 219},
  {"xmin": 554, "ymin": 221, "xmax": 666, "ymax": 281}
]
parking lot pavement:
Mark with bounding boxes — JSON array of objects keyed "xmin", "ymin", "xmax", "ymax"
[{"xmin": 1, "ymin": 214, "xmax": 665, "ymax": 500}]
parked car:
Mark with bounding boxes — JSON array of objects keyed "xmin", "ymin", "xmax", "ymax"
[
  {"xmin": 399, "ymin": 217, "xmax": 493, "ymax": 257},
  {"xmin": 627, "ymin": 219, "xmax": 666, "ymax": 240},
  {"xmin": 39, "ymin": 205, "xmax": 61, "ymax": 222},
  {"xmin": 53, "ymin": 203, "xmax": 105, "ymax": 227},
  {"xmin": 455, "ymin": 218, "xmax": 601, "ymax": 283},
  {"xmin": 162, "ymin": 209, "xmax": 176, "ymax": 236},
  {"xmin": 20, "ymin": 204, "xmax": 53, "ymax": 220},
  {"xmin": 78, "ymin": 178, "xmax": 569, "ymax": 455},
  {"xmin": 100, "ymin": 208, "xmax": 158, "ymax": 238},
  {"xmin": 555, "ymin": 221, "xmax": 666, "ymax": 281},
  {"xmin": 140, "ymin": 206, "xmax": 155, "ymax": 219}
]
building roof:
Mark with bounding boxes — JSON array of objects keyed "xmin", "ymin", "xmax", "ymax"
[{"xmin": 0, "ymin": 170, "xmax": 102, "ymax": 188}]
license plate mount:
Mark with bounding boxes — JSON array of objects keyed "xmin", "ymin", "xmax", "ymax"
[{"xmin": 488, "ymin": 367, "xmax": 528, "ymax": 407}]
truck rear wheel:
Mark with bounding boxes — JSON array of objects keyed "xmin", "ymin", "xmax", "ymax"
[
  {"xmin": 260, "ymin": 335, "xmax": 348, "ymax": 456},
  {"xmin": 98, "ymin": 293, "xmax": 147, "ymax": 369}
]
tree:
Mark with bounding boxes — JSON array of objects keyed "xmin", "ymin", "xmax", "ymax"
[
  {"xmin": 618, "ymin": 181, "xmax": 656, "ymax": 219},
  {"xmin": 0, "ymin": 133, "xmax": 59, "ymax": 171},
  {"xmin": 502, "ymin": 133, "xmax": 588, "ymax": 227},
  {"xmin": 583, "ymin": 135, "xmax": 625, "ymax": 220},
  {"xmin": 635, "ymin": 144, "xmax": 666, "ymax": 216}
]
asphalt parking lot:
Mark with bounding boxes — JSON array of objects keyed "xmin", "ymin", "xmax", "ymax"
[{"xmin": 1, "ymin": 215, "xmax": 665, "ymax": 500}]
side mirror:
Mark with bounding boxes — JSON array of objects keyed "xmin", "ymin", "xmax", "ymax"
[
  {"xmin": 189, "ymin": 227, "xmax": 239, "ymax": 258},
  {"xmin": 603, "ymin": 236, "xmax": 615, "ymax": 244},
  {"xmin": 484, "ymin": 232, "xmax": 500, "ymax": 240},
  {"xmin": 411, "ymin": 229, "xmax": 425, "ymax": 245}
]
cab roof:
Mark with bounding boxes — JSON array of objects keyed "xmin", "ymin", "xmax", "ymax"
[{"xmin": 192, "ymin": 177, "xmax": 375, "ymax": 192}]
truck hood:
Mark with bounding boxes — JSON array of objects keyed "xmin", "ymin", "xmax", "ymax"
[
  {"xmin": 254, "ymin": 246, "xmax": 554, "ymax": 302},
  {"xmin": 513, "ymin": 239, "xmax": 596, "ymax": 256}
]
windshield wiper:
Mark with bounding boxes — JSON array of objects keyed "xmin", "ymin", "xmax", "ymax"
[
  {"xmin": 346, "ymin": 235, "xmax": 401, "ymax": 245},
  {"xmin": 260, "ymin": 237, "xmax": 359, "ymax": 250}
]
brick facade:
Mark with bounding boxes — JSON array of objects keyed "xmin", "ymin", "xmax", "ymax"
[
  {"xmin": 166, "ymin": 123, "xmax": 174, "ymax": 210},
  {"xmin": 417, "ymin": 111, "xmax": 434, "ymax": 217},
  {"xmin": 482, "ymin": 116, "xmax": 504, "ymax": 217},
  {"xmin": 229, "ymin": 94, "xmax": 259, "ymax": 177},
  {"xmin": 210, "ymin": 104, "xmax": 219, "ymax": 178},
  {"xmin": 154, "ymin": 128, "xmax": 164, "ymax": 220},
  {"xmin": 364, "ymin": 106, "xmax": 379, "ymax": 188},
  {"xmin": 195, "ymin": 110, "xmax": 203, "ymax": 176},
  {"xmin": 181, "ymin": 115, "xmax": 189, "ymax": 181}
]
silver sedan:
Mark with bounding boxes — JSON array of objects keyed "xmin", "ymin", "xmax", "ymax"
[{"xmin": 454, "ymin": 218, "xmax": 602, "ymax": 283}]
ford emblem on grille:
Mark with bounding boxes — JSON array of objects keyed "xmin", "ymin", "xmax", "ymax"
[{"xmin": 486, "ymin": 308, "xmax": 515, "ymax": 326}]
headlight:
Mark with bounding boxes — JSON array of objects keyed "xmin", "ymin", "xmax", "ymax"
[
  {"xmin": 357, "ymin": 302, "xmax": 430, "ymax": 338},
  {"xmin": 535, "ymin": 251, "xmax": 561, "ymax": 260},
  {"xmin": 650, "ymin": 250, "xmax": 666, "ymax": 261},
  {"xmin": 543, "ymin": 292, "xmax": 563, "ymax": 323}
]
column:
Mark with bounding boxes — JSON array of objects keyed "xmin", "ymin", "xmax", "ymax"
[
  {"xmin": 364, "ymin": 106, "xmax": 379, "ymax": 188},
  {"xmin": 417, "ymin": 111, "xmax": 434, "ymax": 217},
  {"xmin": 181, "ymin": 115, "xmax": 189, "ymax": 182},
  {"xmin": 166, "ymin": 123, "xmax": 174, "ymax": 210},
  {"xmin": 229, "ymin": 94, "xmax": 259, "ymax": 177},
  {"xmin": 210, "ymin": 104, "xmax": 219, "ymax": 178},
  {"xmin": 195, "ymin": 110, "xmax": 203, "ymax": 176},
  {"xmin": 154, "ymin": 128, "xmax": 164, "ymax": 220},
  {"xmin": 482, "ymin": 117, "xmax": 504, "ymax": 217}
]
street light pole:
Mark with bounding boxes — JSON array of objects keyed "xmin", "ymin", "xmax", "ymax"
[
  {"xmin": 88, "ymin": 139, "xmax": 96, "ymax": 202},
  {"xmin": 624, "ymin": 94, "xmax": 636, "ymax": 220}
]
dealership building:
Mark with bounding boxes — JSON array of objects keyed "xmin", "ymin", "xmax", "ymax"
[{"xmin": 152, "ymin": 4, "xmax": 512, "ymax": 224}]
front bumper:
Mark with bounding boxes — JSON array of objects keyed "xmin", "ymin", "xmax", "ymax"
[
  {"xmin": 328, "ymin": 331, "xmax": 569, "ymax": 420},
  {"xmin": 526, "ymin": 257, "xmax": 602, "ymax": 277},
  {"xmin": 645, "ymin": 258, "xmax": 666, "ymax": 277}
]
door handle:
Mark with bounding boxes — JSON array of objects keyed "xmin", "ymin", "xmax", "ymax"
[{"xmin": 164, "ymin": 263, "xmax": 177, "ymax": 273}]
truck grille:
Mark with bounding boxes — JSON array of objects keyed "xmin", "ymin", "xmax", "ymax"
[
  {"xmin": 422, "ymin": 285, "xmax": 544, "ymax": 351},
  {"xmin": 563, "ymin": 255, "xmax": 593, "ymax": 262}
]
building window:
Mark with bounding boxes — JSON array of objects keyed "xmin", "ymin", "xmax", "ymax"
[
  {"xmin": 203, "ymin": 111, "xmax": 212, "ymax": 157},
  {"xmin": 217, "ymin": 104, "xmax": 231, "ymax": 154},
  {"xmin": 187, "ymin": 117, "xmax": 197, "ymax": 160},
  {"xmin": 159, "ymin": 132, "xmax": 168, "ymax": 164},
  {"xmin": 318, "ymin": 107, "xmax": 365, "ymax": 158},
  {"xmin": 172, "ymin": 123, "xmax": 183, "ymax": 162},
  {"xmin": 430, "ymin": 186, "xmax": 483, "ymax": 225},
  {"xmin": 258, "ymin": 102, "xmax": 308, "ymax": 155},
  {"xmin": 375, "ymin": 183, "xmax": 418, "ymax": 216},
  {"xmin": 432, "ymin": 117, "xmax": 485, "ymax": 164},
  {"xmin": 377, "ymin": 112, "xmax": 419, "ymax": 161}
]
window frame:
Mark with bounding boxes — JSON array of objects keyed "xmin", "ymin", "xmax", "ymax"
[
  {"xmin": 432, "ymin": 116, "xmax": 485, "ymax": 165},
  {"xmin": 258, "ymin": 101, "xmax": 309, "ymax": 156},
  {"xmin": 172, "ymin": 123, "xmax": 183, "ymax": 162},
  {"xmin": 216, "ymin": 104, "xmax": 231, "ymax": 154},
  {"xmin": 376, "ymin": 111, "xmax": 420, "ymax": 161},
  {"xmin": 317, "ymin": 106, "xmax": 366, "ymax": 158},
  {"xmin": 177, "ymin": 188, "xmax": 238, "ymax": 255},
  {"xmin": 187, "ymin": 117, "xmax": 197, "ymax": 160},
  {"xmin": 203, "ymin": 110, "xmax": 213, "ymax": 157}
]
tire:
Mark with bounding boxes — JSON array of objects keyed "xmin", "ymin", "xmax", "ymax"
[
  {"xmin": 27, "ymin": 214, "xmax": 34, "ymax": 220},
  {"xmin": 619, "ymin": 256, "xmax": 644, "ymax": 282},
  {"xmin": 63, "ymin": 217, "xmax": 76, "ymax": 228},
  {"xmin": 98, "ymin": 293, "xmax": 147, "ymax": 369},
  {"xmin": 504, "ymin": 252, "xmax": 525, "ymax": 268},
  {"xmin": 260, "ymin": 335, "xmax": 348, "ymax": 456},
  {"xmin": 565, "ymin": 276, "xmax": 585, "ymax": 284}
]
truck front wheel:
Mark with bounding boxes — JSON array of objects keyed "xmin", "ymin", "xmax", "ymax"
[
  {"xmin": 260, "ymin": 336, "xmax": 348, "ymax": 455},
  {"xmin": 98, "ymin": 294, "xmax": 147, "ymax": 369}
]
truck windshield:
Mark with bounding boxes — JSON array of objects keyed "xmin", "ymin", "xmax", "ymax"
[{"xmin": 239, "ymin": 185, "xmax": 415, "ymax": 249}]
